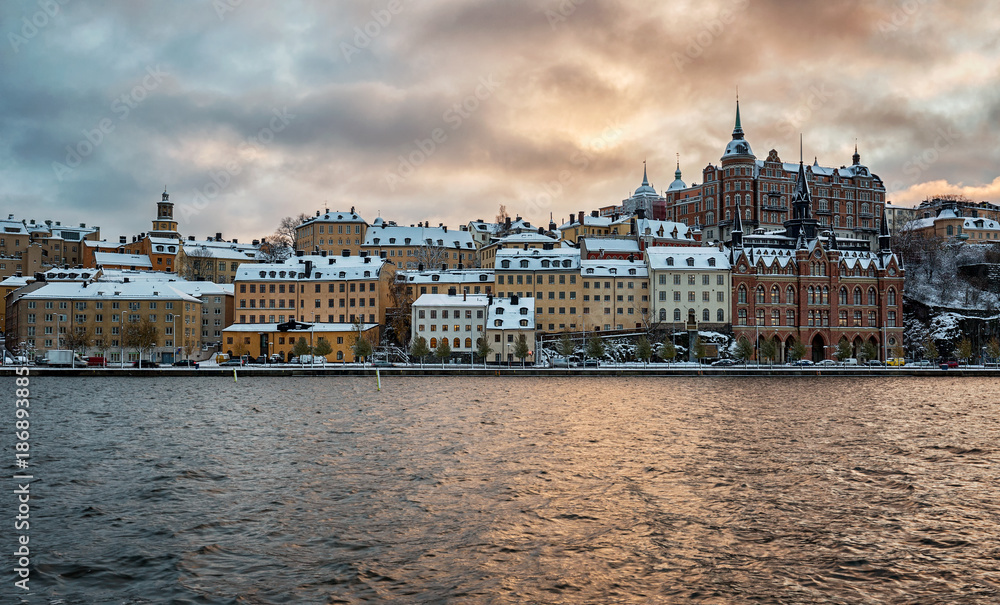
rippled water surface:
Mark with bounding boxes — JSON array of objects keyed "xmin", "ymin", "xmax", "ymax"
[{"xmin": 4, "ymin": 376, "xmax": 1000, "ymax": 604}]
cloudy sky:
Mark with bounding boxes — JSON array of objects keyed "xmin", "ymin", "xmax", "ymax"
[{"xmin": 2, "ymin": 0, "xmax": 998, "ymax": 242}]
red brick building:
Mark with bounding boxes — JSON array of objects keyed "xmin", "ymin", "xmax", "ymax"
[{"xmin": 729, "ymin": 155, "xmax": 904, "ymax": 362}]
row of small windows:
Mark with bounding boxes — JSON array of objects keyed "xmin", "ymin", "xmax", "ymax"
[
  {"xmin": 658, "ymin": 308, "xmax": 725, "ymax": 322},
  {"xmin": 737, "ymin": 285, "xmax": 898, "ymax": 306}
]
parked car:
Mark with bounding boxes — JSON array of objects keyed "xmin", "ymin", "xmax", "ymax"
[
  {"xmin": 549, "ymin": 357, "xmax": 573, "ymax": 368},
  {"xmin": 87, "ymin": 356, "xmax": 107, "ymax": 367},
  {"xmin": 268, "ymin": 354, "xmax": 284, "ymax": 364},
  {"xmin": 816, "ymin": 359, "xmax": 837, "ymax": 366},
  {"xmin": 172, "ymin": 360, "xmax": 199, "ymax": 368},
  {"xmin": 371, "ymin": 360, "xmax": 394, "ymax": 367},
  {"xmin": 132, "ymin": 360, "xmax": 160, "ymax": 368},
  {"xmin": 711, "ymin": 358, "xmax": 738, "ymax": 367},
  {"xmin": 841, "ymin": 358, "xmax": 859, "ymax": 366},
  {"xmin": 911, "ymin": 360, "xmax": 933, "ymax": 367},
  {"xmin": 220, "ymin": 359, "xmax": 244, "ymax": 367},
  {"xmin": 865, "ymin": 360, "xmax": 884, "ymax": 367},
  {"xmin": 580, "ymin": 359, "xmax": 600, "ymax": 367},
  {"xmin": 789, "ymin": 359, "xmax": 814, "ymax": 366},
  {"xmin": 886, "ymin": 357, "xmax": 906, "ymax": 366},
  {"xmin": 944, "ymin": 360, "xmax": 959, "ymax": 368}
]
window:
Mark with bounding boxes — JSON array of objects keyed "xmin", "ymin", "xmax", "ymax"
[
  {"xmin": 887, "ymin": 288, "xmax": 896, "ymax": 306},
  {"xmin": 737, "ymin": 309, "xmax": 747, "ymax": 325},
  {"xmin": 868, "ymin": 288, "xmax": 877, "ymax": 306},
  {"xmin": 887, "ymin": 310, "xmax": 897, "ymax": 327},
  {"xmin": 738, "ymin": 285, "xmax": 747, "ymax": 304},
  {"xmin": 771, "ymin": 309, "xmax": 780, "ymax": 326},
  {"xmin": 756, "ymin": 286, "xmax": 765, "ymax": 304},
  {"xmin": 839, "ymin": 310, "xmax": 848, "ymax": 326},
  {"xmin": 853, "ymin": 288, "xmax": 862, "ymax": 305},
  {"xmin": 771, "ymin": 286, "xmax": 780, "ymax": 304},
  {"xmin": 756, "ymin": 309, "xmax": 765, "ymax": 325},
  {"xmin": 674, "ymin": 309, "xmax": 681, "ymax": 322}
]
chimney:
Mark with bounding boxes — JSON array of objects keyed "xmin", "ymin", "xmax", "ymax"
[
  {"xmin": 232, "ymin": 238, "xmax": 237, "ymax": 243},
  {"xmin": 342, "ymin": 250, "xmax": 350, "ymax": 257},
  {"xmin": 637, "ymin": 208, "xmax": 646, "ymax": 220},
  {"xmin": 505, "ymin": 216, "xmax": 512, "ymax": 230},
  {"xmin": 443, "ymin": 225, "xmax": 448, "ymax": 232},
  {"xmin": 215, "ymin": 232, "xmax": 222, "ymax": 241},
  {"xmin": 296, "ymin": 250, "xmax": 305, "ymax": 257},
  {"xmin": 441, "ymin": 263, "xmax": 447, "ymax": 271},
  {"xmin": 448, "ymin": 287, "xmax": 457, "ymax": 296},
  {"xmin": 418, "ymin": 263, "xmax": 424, "ymax": 271},
  {"xmin": 304, "ymin": 260, "xmax": 313, "ymax": 276},
  {"xmin": 320, "ymin": 250, "xmax": 327, "ymax": 257},
  {"xmin": 80, "ymin": 223, "xmax": 86, "ymax": 228},
  {"xmin": 463, "ymin": 291, "xmax": 467, "ymax": 301},
  {"xmin": 359, "ymin": 251, "xmax": 367, "ymax": 258},
  {"xmin": 188, "ymin": 235, "xmax": 195, "ymax": 241},
  {"xmin": 591, "ymin": 210, "xmax": 599, "ymax": 218},
  {"xmin": 364, "ymin": 256, "xmax": 371, "ymax": 264},
  {"xmin": 578, "ymin": 211, "xmax": 584, "ymax": 224},
  {"xmin": 511, "ymin": 294, "xmax": 518, "ymax": 304},
  {"xmin": 630, "ymin": 218, "xmax": 637, "ymax": 235},
  {"xmin": 252, "ymin": 239, "xmax": 259, "ymax": 246},
  {"xmin": 537, "ymin": 227, "xmax": 544, "ymax": 234},
  {"xmin": 120, "ymin": 236, "xmax": 127, "ymax": 244}
]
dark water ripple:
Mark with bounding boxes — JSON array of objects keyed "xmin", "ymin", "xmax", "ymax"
[{"xmin": 2, "ymin": 376, "xmax": 1000, "ymax": 604}]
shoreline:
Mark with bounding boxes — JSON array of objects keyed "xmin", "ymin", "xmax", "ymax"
[{"xmin": 2, "ymin": 366, "xmax": 991, "ymax": 377}]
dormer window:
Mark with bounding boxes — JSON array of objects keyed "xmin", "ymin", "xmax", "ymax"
[
  {"xmin": 495, "ymin": 308, "xmax": 504, "ymax": 315},
  {"xmin": 520, "ymin": 260, "xmax": 529, "ymax": 268},
  {"xmin": 259, "ymin": 271, "xmax": 266, "ymax": 278},
  {"xmin": 562, "ymin": 260, "xmax": 571, "ymax": 268},
  {"xmin": 686, "ymin": 257, "xmax": 695, "ymax": 267},
  {"xmin": 666, "ymin": 257, "xmax": 674, "ymax": 266},
  {"xmin": 708, "ymin": 258, "xmax": 716, "ymax": 267},
  {"xmin": 501, "ymin": 260, "xmax": 510, "ymax": 268},
  {"xmin": 586, "ymin": 268, "xmax": 594, "ymax": 274},
  {"xmin": 519, "ymin": 307, "xmax": 528, "ymax": 315},
  {"xmin": 628, "ymin": 268, "xmax": 636, "ymax": 275},
  {"xmin": 520, "ymin": 319, "xmax": 528, "ymax": 327},
  {"xmin": 339, "ymin": 271, "xmax": 346, "ymax": 278},
  {"xmin": 541, "ymin": 260, "xmax": 550, "ymax": 268},
  {"xmin": 364, "ymin": 271, "xmax": 371, "ymax": 277},
  {"xmin": 373, "ymin": 238, "xmax": 381, "ymax": 245},
  {"xmin": 269, "ymin": 271, "xmax": 277, "ymax": 278},
  {"xmin": 388, "ymin": 238, "xmax": 395, "ymax": 244},
  {"xmin": 405, "ymin": 238, "xmax": 411, "ymax": 245}
]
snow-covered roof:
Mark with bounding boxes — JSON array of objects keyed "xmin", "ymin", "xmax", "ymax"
[
  {"xmin": 0, "ymin": 219, "xmax": 28, "ymax": 235},
  {"xmin": 223, "ymin": 322, "xmax": 378, "ymax": 332},
  {"xmin": 40, "ymin": 268, "xmax": 99, "ymax": 281},
  {"xmin": 398, "ymin": 269, "xmax": 495, "ymax": 284},
  {"xmin": 468, "ymin": 220, "xmax": 501, "ymax": 234},
  {"xmin": 580, "ymin": 238, "xmax": 640, "ymax": 253},
  {"xmin": 646, "ymin": 247, "xmax": 731, "ymax": 270},
  {"xmin": 558, "ymin": 215, "xmax": 612, "ymax": 230},
  {"xmin": 491, "ymin": 232, "xmax": 559, "ymax": 245},
  {"xmin": 235, "ymin": 254, "xmax": 386, "ymax": 281},
  {"xmin": 580, "ymin": 258, "xmax": 649, "ymax": 277},
  {"xmin": 299, "ymin": 211, "xmax": 367, "ymax": 227},
  {"xmin": 148, "ymin": 236, "xmax": 180, "ymax": 245},
  {"xmin": 16, "ymin": 281, "xmax": 201, "ymax": 302},
  {"xmin": 182, "ymin": 240, "xmax": 260, "ymax": 260},
  {"xmin": 964, "ymin": 218, "xmax": 1000, "ymax": 229},
  {"xmin": 636, "ymin": 218, "xmax": 697, "ymax": 241},
  {"xmin": 364, "ymin": 225, "xmax": 475, "ymax": 249},
  {"xmin": 412, "ymin": 293, "xmax": 491, "ymax": 308},
  {"xmin": 94, "ymin": 252, "xmax": 153, "ymax": 268},
  {"xmin": 495, "ymin": 247, "xmax": 581, "ymax": 271},
  {"xmin": 0, "ymin": 275, "xmax": 29, "ymax": 288},
  {"xmin": 487, "ymin": 296, "xmax": 535, "ymax": 330}
]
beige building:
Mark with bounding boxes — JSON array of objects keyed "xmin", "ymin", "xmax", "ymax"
[
  {"xmin": 557, "ymin": 211, "xmax": 613, "ymax": 244},
  {"xmin": 411, "ymin": 292, "xmax": 489, "ymax": 361},
  {"xmin": 295, "ymin": 209, "xmax": 369, "ymax": 256},
  {"xmin": 5, "ymin": 280, "xmax": 202, "ymax": 364},
  {"xmin": 363, "ymin": 222, "xmax": 477, "ymax": 270},
  {"xmin": 478, "ymin": 231, "xmax": 560, "ymax": 268},
  {"xmin": 177, "ymin": 237, "xmax": 261, "ymax": 284}
]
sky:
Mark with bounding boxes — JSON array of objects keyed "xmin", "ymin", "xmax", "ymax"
[{"xmin": 2, "ymin": 0, "xmax": 999, "ymax": 243}]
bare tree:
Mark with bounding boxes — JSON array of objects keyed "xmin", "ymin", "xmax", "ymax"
[
  {"xmin": 275, "ymin": 213, "xmax": 310, "ymax": 252},
  {"xmin": 123, "ymin": 317, "xmax": 159, "ymax": 363},
  {"xmin": 180, "ymin": 245, "xmax": 217, "ymax": 282},
  {"xmin": 495, "ymin": 204, "xmax": 509, "ymax": 225},
  {"xmin": 386, "ymin": 269, "xmax": 414, "ymax": 346}
]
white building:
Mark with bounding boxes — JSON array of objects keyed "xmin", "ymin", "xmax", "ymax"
[
  {"xmin": 411, "ymin": 292, "xmax": 489, "ymax": 361},
  {"xmin": 646, "ymin": 246, "xmax": 731, "ymax": 330},
  {"xmin": 485, "ymin": 295, "xmax": 536, "ymax": 364}
]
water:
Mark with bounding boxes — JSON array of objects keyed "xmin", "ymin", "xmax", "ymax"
[{"xmin": 4, "ymin": 376, "xmax": 1000, "ymax": 604}]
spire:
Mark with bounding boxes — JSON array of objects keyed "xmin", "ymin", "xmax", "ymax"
[
  {"xmin": 162, "ymin": 187, "xmax": 169, "ymax": 202},
  {"xmin": 642, "ymin": 159, "xmax": 649, "ymax": 186},
  {"xmin": 732, "ymin": 95, "xmax": 744, "ymax": 139},
  {"xmin": 852, "ymin": 140, "xmax": 861, "ymax": 166},
  {"xmin": 879, "ymin": 209, "xmax": 891, "ymax": 253},
  {"xmin": 674, "ymin": 153, "xmax": 682, "ymax": 179},
  {"xmin": 731, "ymin": 200, "xmax": 744, "ymax": 249}
]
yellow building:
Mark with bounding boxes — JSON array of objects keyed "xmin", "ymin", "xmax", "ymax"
[
  {"xmin": 557, "ymin": 211, "xmax": 613, "ymax": 244},
  {"xmin": 233, "ymin": 253, "xmax": 392, "ymax": 329},
  {"xmin": 295, "ymin": 209, "xmax": 368, "ymax": 256},
  {"xmin": 362, "ymin": 222, "xmax": 477, "ymax": 270},
  {"xmin": 222, "ymin": 321, "xmax": 379, "ymax": 362},
  {"xmin": 177, "ymin": 238, "xmax": 261, "ymax": 284},
  {"xmin": 477, "ymin": 231, "xmax": 560, "ymax": 268},
  {"xmin": 5, "ymin": 280, "xmax": 202, "ymax": 363}
]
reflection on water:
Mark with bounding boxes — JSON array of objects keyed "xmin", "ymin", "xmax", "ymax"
[{"xmin": 4, "ymin": 376, "xmax": 1000, "ymax": 604}]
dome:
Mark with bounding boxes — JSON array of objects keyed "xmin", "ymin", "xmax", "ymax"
[
  {"xmin": 667, "ymin": 160, "xmax": 686, "ymax": 191},
  {"xmin": 633, "ymin": 163, "xmax": 657, "ymax": 197},
  {"xmin": 723, "ymin": 138, "xmax": 753, "ymax": 158},
  {"xmin": 372, "ymin": 216, "xmax": 385, "ymax": 227}
]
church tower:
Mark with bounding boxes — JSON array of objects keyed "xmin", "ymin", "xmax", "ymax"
[
  {"xmin": 720, "ymin": 97, "xmax": 757, "ymax": 229},
  {"xmin": 151, "ymin": 188, "xmax": 180, "ymax": 239}
]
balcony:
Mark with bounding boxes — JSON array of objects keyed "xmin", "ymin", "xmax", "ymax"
[{"xmin": 762, "ymin": 205, "xmax": 788, "ymax": 212}]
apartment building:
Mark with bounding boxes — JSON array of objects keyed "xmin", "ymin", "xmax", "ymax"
[
  {"xmin": 295, "ymin": 208, "xmax": 369, "ymax": 256},
  {"xmin": 646, "ymin": 247, "xmax": 731, "ymax": 332},
  {"xmin": 411, "ymin": 292, "xmax": 489, "ymax": 361}
]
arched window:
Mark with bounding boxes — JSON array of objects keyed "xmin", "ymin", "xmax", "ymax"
[
  {"xmin": 738, "ymin": 285, "xmax": 747, "ymax": 304},
  {"xmin": 868, "ymin": 287, "xmax": 877, "ymax": 306},
  {"xmin": 465, "ymin": 338, "xmax": 472, "ymax": 348},
  {"xmin": 808, "ymin": 286, "xmax": 815, "ymax": 304},
  {"xmin": 738, "ymin": 309, "xmax": 747, "ymax": 325},
  {"xmin": 887, "ymin": 310, "xmax": 897, "ymax": 327},
  {"xmin": 756, "ymin": 286, "xmax": 765, "ymax": 304},
  {"xmin": 786, "ymin": 309, "xmax": 795, "ymax": 326},
  {"xmin": 430, "ymin": 338, "xmax": 437, "ymax": 348},
  {"xmin": 659, "ymin": 308, "xmax": 667, "ymax": 321},
  {"xmin": 853, "ymin": 287, "xmax": 862, "ymax": 305},
  {"xmin": 674, "ymin": 309, "xmax": 681, "ymax": 322},
  {"xmin": 718, "ymin": 308, "xmax": 725, "ymax": 322},
  {"xmin": 867, "ymin": 311, "xmax": 877, "ymax": 326},
  {"xmin": 453, "ymin": 338, "xmax": 460, "ymax": 348},
  {"xmin": 746, "ymin": 208, "xmax": 752, "ymax": 220},
  {"xmin": 808, "ymin": 310, "xmax": 815, "ymax": 326},
  {"xmin": 771, "ymin": 285, "xmax": 780, "ymax": 304},
  {"xmin": 703, "ymin": 308, "xmax": 710, "ymax": 321},
  {"xmin": 822, "ymin": 286, "xmax": 829, "ymax": 304},
  {"xmin": 887, "ymin": 288, "xmax": 896, "ymax": 306},
  {"xmin": 786, "ymin": 285, "xmax": 795, "ymax": 304},
  {"xmin": 839, "ymin": 287, "xmax": 848, "ymax": 305},
  {"xmin": 771, "ymin": 309, "xmax": 780, "ymax": 326}
]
